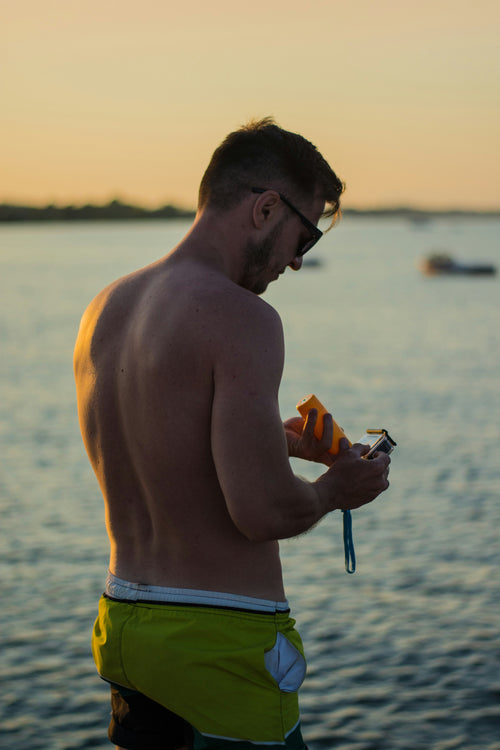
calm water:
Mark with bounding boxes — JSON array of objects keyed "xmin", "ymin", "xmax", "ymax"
[{"xmin": 1, "ymin": 217, "xmax": 499, "ymax": 749}]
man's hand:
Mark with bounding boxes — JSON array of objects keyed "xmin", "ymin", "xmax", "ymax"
[
  {"xmin": 284, "ymin": 408, "xmax": 336, "ymax": 466},
  {"xmin": 316, "ymin": 439, "xmax": 391, "ymax": 511}
]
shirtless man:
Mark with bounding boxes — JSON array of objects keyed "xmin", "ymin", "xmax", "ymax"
[{"xmin": 74, "ymin": 118, "xmax": 391, "ymax": 750}]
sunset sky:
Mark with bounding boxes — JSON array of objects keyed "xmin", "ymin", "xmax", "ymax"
[{"xmin": 3, "ymin": 0, "xmax": 499, "ymax": 210}]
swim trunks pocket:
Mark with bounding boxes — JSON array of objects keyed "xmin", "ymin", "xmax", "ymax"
[{"xmin": 264, "ymin": 632, "xmax": 307, "ymax": 693}]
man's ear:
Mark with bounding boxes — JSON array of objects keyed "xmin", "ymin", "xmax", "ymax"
[{"xmin": 251, "ymin": 190, "xmax": 281, "ymax": 229}]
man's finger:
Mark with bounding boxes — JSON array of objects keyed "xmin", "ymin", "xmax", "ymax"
[{"xmin": 303, "ymin": 408, "xmax": 318, "ymax": 434}]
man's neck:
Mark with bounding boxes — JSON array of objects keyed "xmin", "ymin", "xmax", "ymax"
[{"xmin": 172, "ymin": 207, "xmax": 250, "ymax": 286}]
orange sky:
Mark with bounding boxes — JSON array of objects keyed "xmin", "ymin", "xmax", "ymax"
[{"xmin": 2, "ymin": 0, "xmax": 499, "ymax": 209}]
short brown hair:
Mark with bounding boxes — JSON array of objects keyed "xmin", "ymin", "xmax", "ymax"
[{"xmin": 198, "ymin": 117, "xmax": 345, "ymax": 226}]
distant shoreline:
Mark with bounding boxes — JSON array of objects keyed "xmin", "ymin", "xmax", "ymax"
[
  {"xmin": 1, "ymin": 199, "xmax": 499, "ymax": 223},
  {"xmin": 0, "ymin": 200, "xmax": 196, "ymax": 223}
]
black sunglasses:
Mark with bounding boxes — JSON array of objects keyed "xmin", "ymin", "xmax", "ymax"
[{"xmin": 251, "ymin": 187, "xmax": 323, "ymax": 257}]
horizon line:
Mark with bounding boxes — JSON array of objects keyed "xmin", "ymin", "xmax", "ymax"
[{"xmin": 1, "ymin": 199, "xmax": 499, "ymax": 222}]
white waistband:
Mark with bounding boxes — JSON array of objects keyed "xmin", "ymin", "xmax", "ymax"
[{"xmin": 105, "ymin": 571, "xmax": 289, "ymax": 613}]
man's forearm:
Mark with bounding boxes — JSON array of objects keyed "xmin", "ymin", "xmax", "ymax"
[{"xmin": 241, "ymin": 476, "xmax": 334, "ymax": 542}]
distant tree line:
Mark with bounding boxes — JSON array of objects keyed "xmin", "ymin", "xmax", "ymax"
[
  {"xmin": 0, "ymin": 199, "xmax": 498, "ymax": 223},
  {"xmin": 0, "ymin": 199, "xmax": 196, "ymax": 222},
  {"xmin": 344, "ymin": 207, "xmax": 500, "ymax": 220}
]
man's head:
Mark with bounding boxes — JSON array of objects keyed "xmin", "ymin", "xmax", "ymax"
[{"xmin": 197, "ymin": 117, "xmax": 344, "ymax": 228}]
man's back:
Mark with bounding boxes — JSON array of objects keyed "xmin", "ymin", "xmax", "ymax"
[{"xmin": 74, "ymin": 248, "xmax": 286, "ymax": 599}]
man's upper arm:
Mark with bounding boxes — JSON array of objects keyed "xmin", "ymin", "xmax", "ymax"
[{"xmin": 210, "ymin": 300, "xmax": 300, "ymax": 541}]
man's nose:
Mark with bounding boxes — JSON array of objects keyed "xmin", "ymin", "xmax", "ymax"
[{"xmin": 289, "ymin": 257, "xmax": 303, "ymax": 271}]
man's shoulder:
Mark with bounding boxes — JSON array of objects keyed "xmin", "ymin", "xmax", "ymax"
[
  {"xmin": 194, "ymin": 276, "xmax": 282, "ymax": 334},
  {"xmin": 75, "ymin": 267, "xmax": 143, "ymax": 357}
]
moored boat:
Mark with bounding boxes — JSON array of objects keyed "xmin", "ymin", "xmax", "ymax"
[{"xmin": 418, "ymin": 252, "xmax": 496, "ymax": 276}]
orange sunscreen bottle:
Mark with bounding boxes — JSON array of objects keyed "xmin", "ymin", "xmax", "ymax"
[{"xmin": 296, "ymin": 394, "xmax": 352, "ymax": 455}]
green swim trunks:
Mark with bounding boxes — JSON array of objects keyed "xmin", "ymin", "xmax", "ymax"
[{"xmin": 92, "ymin": 575, "xmax": 308, "ymax": 749}]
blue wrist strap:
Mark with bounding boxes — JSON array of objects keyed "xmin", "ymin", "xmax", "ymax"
[{"xmin": 342, "ymin": 510, "xmax": 356, "ymax": 574}]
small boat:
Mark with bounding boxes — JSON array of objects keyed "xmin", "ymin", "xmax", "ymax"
[
  {"xmin": 301, "ymin": 257, "xmax": 322, "ymax": 269},
  {"xmin": 418, "ymin": 252, "xmax": 496, "ymax": 276}
]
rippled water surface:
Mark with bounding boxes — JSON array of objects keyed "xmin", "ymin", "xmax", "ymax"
[{"xmin": 1, "ymin": 217, "xmax": 499, "ymax": 749}]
